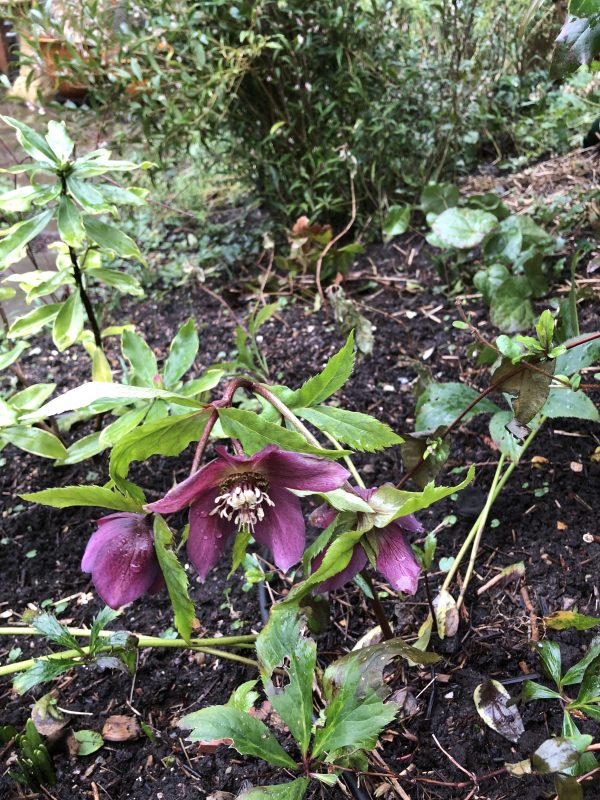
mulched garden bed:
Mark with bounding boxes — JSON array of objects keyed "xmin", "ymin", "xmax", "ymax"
[{"xmin": 1, "ymin": 229, "xmax": 598, "ymax": 800}]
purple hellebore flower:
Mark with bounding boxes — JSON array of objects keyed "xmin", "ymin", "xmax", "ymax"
[
  {"xmin": 311, "ymin": 486, "xmax": 423, "ymax": 595},
  {"xmin": 81, "ymin": 513, "xmax": 164, "ymax": 609},
  {"xmin": 145, "ymin": 444, "xmax": 350, "ymax": 579}
]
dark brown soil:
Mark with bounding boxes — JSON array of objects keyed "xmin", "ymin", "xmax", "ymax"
[{"xmin": 1, "ymin": 235, "xmax": 599, "ymax": 800}]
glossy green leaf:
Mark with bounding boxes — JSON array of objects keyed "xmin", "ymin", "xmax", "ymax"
[
  {"xmin": 10, "ymin": 383, "xmax": 56, "ymax": 412},
  {"xmin": 554, "ymin": 336, "xmax": 600, "ymax": 376},
  {"xmin": 238, "ymin": 778, "xmax": 309, "ymax": 799},
  {"xmin": 153, "ymin": 515, "xmax": 195, "ymax": 641},
  {"xmin": 1, "ymin": 116, "xmax": 58, "ymax": 164},
  {"xmin": 545, "ymin": 611, "xmax": 600, "ymax": 632},
  {"xmin": 562, "ymin": 637, "xmax": 600, "ymax": 687},
  {"xmin": 522, "ymin": 681, "xmax": 562, "ymax": 701},
  {"xmin": 0, "ymin": 340, "xmax": 29, "ymax": 371},
  {"xmin": 8, "ymin": 303, "xmax": 61, "ymax": 339},
  {"xmin": 45, "ymin": 120, "xmax": 74, "ymax": 163},
  {"xmin": 122, "ymin": 330, "xmax": 158, "ymax": 384},
  {"xmin": 1, "ymin": 426, "xmax": 67, "ymax": 459},
  {"xmin": 552, "ymin": 13, "xmax": 600, "ymax": 77},
  {"xmin": 52, "ymin": 292, "xmax": 85, "ymax": 351},
  {"xmin": 57, "ymin": 196, "xmax": 86, "ymax": 248},
  {"xmin": 534, "ymin": 641, "xmax": 562, "ymax": 687},
  {"xmin": 86, "ymin": 268, "xmax": 144, "ymax": 296},
  {"xmin": 542, "ymin": 388, "xmax": 599, "ymax": 422},
  {"xmin": 83, "ymin": 216, "xmax": 145, "ymax": 263},
  {"xmin": 13, "ymin": 658, "xmax": 78, "ymax": 694},
  {"xmin": 0, "ymin": 185, "xmax": 44, "ymax": 213},
  {"xmin": 163, "ymin": 319, "xmax": 199, "ymax": 387},
  {"xmin": 58, "ymin": 431, "xmax": 106, "ymax": 464},
  {"xmin": 66, "ymin": 176, "xmax": 114, "ymax": 213},
  {"xmin": 0, "ymin": 210, "xmax": 54, "ymax": 269},
  {"xmin": 179, "ymin": 706, "xmax": 296, "ymax": 769},
  {"xmin": 99, "ymin": 406, "xmax": 149, "ymax": 446},
  {"xmin": 226, "ymin": 681, "xmax": 259, "ymax": 713}
]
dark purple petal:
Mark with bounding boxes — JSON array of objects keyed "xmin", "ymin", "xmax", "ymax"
[
  {"xmin": 395, "ymin": 513, "xmax": 424, "ymax": 534},
  {"xmin": 187, "ymin": 489, "xmax": 235, "ymax": 580},
  {"xmin": 372, "ymin": 524, "xmax": 421, "ymax": 594},
  {"xmin": 253, "ymin": 486, "xmax": 305, "ymax": 571},
  {"xmin": 312, "ymin": 543, "xmax": 368, "ymax": 593},
  {"xmin": 213, "ymin": 443, "xmax": 280, "ymax": 469},
  {"xmin": 259, "ymin": 448, "xmax": 350, "ymax": 491},
  {"xmin": 145, "ymin": 457, "xmax": 232, "ymax": 514},
  {"xmin": 81, "ymin": 513, "xmax": 161, "ymax": 608}
]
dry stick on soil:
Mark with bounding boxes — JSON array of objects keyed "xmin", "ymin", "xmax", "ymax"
[
  {"xmin": 520, "ymin": 584, "xmax": 539, "ymax": 642},
  {"xmin": 315, "ymin": 173, "xmax": 356, "ymax": 306}
]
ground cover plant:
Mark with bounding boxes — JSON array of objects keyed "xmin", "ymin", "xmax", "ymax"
[{"xmin": 0, "ymin": 1, "xmax": 600, "ymax": 798}]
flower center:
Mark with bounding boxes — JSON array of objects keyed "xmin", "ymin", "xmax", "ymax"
[{"xmin": 211, "ymin": 472, "xmax": 274, "ymax": 531}]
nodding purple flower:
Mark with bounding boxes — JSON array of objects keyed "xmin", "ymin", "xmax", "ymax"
[
  {"xmin": 311, "ymin": 486, "xmax": 423, "ymax": 595},
  {"xmin": 145, "ymin": 445, "xmax": 349, "ymax": 580},
  {"xmin": 81, "ymin": 513, "xmax": 164, "ymax": 609}
]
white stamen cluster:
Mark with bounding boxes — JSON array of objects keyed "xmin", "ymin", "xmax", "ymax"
[{"xmin": 211, "ymin": 480, "xmax": 274, "ymax": 531}]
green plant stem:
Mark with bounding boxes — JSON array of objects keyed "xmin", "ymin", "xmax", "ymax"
[
  {"xmin": 441, "ymin": 420, "xmax": 542, "ymax": 594},
  {"xmin": 0, "ymin": 627, "xmax": 256, "ymax": 646},
  {"xmin": 322, "ymin": 431, "xmax": 365, "ymax": 489},
  {"xmin": 0, "ymin": 633, "xmax": 259, "ymax": 678},
  {"xmin": 252, "ymin": 383, "xmax": 321, "ymax": 447},
  {"xmin": 455, "ymin": 454, "xmax": 505, "ymax": 610}
]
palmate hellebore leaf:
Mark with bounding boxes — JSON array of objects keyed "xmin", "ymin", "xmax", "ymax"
[
  {"xmin": 474, "ymin": 680, "xmax": 525, "ymax": 743},
  {"xmin": 296, "ymin": 406, "xmax": 403, "ymax": 452}
]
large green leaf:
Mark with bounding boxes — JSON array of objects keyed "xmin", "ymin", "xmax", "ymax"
[
  {"xmin": 542, "ymin": 388, "xmax": 599, "ymax": 422},
  {"xmin": 431, "ymin": 207, "xmax": 497, "ymax": 249},
  {"xmin": 286, "ymin": 332, "xmax": 355, "ymax": 408},
  {"xmin": 532, "ymin": 735, "xmax": 593, "ymax": 774},
  {"xmin": 52, "ymin": 292, "xmax": 85, "ymax": 352},
  {"xmin": 0, "ymin": 185, "xmax": 45, "ymax": 213},
  {"xmin": 574, "ymin": 654, "xmax": 600, "ymax": 705},
  {"xmin": 45, "ymin": 120, "xmax": 74, "ymax": 163},
  {"xmin": 153, "ymin": 515, "xmax": 195, "ymax": 641},
  {"xmin": 256, "ymin": 607, "xmax": 315, "ymax": 755},
  {"xmin": 10, "ymin": 383, "xmax": 56, "ymax": 412},
  {"xmin": 86, "ymin": 268, "xmax": 143, "ymax": 296},
  {"xmin": 109, "ymin": 410, "xmax": 208, "ymax": 480},
  {"xmin": 21, "ymin": 485, "xmax": 142, "ymax": 512},
  {"xmin": 22, "ymin": 383, "xmax": 203, "ymax": 422},
  {"xmin": 297, "ymin": 406, "xmax": 402, "ymax": 452},
  {"xmin": 312, "ymin": 659, "xmax": 398, "ymax": 760},
  {"xmin": 57, "ymin": 196, "xmax": 86, "ymax": 248},
  {"xmin": 218, "ymin": 407, "xmax": 348, "ymax": 458},
  {"xmin": 67, "ymin": 176, "xmax": 114, "ymax": 213},
  {"xmin": 492, "ymin": 359, "xmax": 554, "ymax": 425},
  {"xmin": 0, "ymin": 210, "xmax": 54, "ymax": 269},
  {"xmin": 122, "ymin": 330, "xmax": 158, "ymax": 384},
  {"xmin": 239, "ymin": 779, "xmax": 309, "ymax": 799},
  {"xmin": 0, "ymin": 340, "xmax": 29, "ymax": 371},
  {"xmin": 99, "ymin": 406, "xmax": 149, "ymax": 446},
  {"xmin": 415, "ymin": 382, "xmax": 500, "ymax": 431},
  {"xmin": 163, "ymin": 319, "xmax": 199, "ymax": 387},
  {"xmin": 552, "ymin": 12, "xmax": 600, "ymax": 77},
  {"xmin": 562, "ymin": 637, "xmax": 600, "ymax": 687},
  {"xmin": 1, "ymin": 426, "xmax": 67, "ymax": 459},
  {"xmin": 1, "ymin": 116, "xmax": 58, "ymax": 164},
  {"xmin": 83, "ymin": 216, "xmax": 145, "ymax": 264},
  {"xmin": 8, "ymin": 304, "xmax": 61, "ymax": 339},
  {"xmin": 490, "ymin": 276, "xmax": 535, "ymax": 333},
  {"xmin": 382, "ymin": 205, "xmax": 410, "ymax": 242},
  {"xmin": 179, "ymin": 706, "xmax": 296, "ymax": 769},
  {"xmin": 555, "ymin": 336, "xmax": 600, "ymax": 375}
]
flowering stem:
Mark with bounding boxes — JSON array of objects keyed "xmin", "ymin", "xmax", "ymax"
[
  {"xmin": 190, "ymin": 408, "xmax": 219, "ymax": 475},
  {"xmin": 252, "ymin": 384, "xmax": 322, "ymax": 447},
  {"xmin": 455, "ymin": 454, "xmax": 505, "ymax": 610},
  {"xmin": 322, "ymin": 431, "xmax": 365, "ymax": 489},
  {"xmin": 0, "ymin": 632, "xmax": 259, "ymax": 678},
  {"xmin": 441, "ymin": 420, "xmax": 541, "ymax": 595}
]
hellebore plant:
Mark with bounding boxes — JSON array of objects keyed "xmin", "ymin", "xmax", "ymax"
[{"xmin": 146, "ymin": 444, "xmax": 349, "ymax": 578}]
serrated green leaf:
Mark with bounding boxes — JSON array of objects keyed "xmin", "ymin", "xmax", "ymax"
[
  {"xmin": 179, "ymin": 706, "xmax": 296, "ymax": 769},
  {"xmin": 153, "ymin": 515, "xmax": 195, "ymax": 642},
  {"xmin": 297, "ymin": 406, "xmax": 402, "ymax": 452},
  {"xmin": 21, "ymin": 485, "xmax": 142, "ymax": 512},
  {"xmin": 287, "ymin": 333, "xmax": 355, "ymax": 408},
  {"xmin": 218, "ymin": 407, "xmax": 348, "ymax": 458},
  {"xmin": 13, "ymin": 658, "xmax": 79, "ymax": 694},
  {"xmin": 109, "ymin": 410, "xmax": 207, "ymax": 480},
  {"xmin": 33, "ymin": 613, "xmax": 80, "ymax": 649},
  {"xmin": 226, "ymin": 681, "xmax": 259, "ymax": 713}
]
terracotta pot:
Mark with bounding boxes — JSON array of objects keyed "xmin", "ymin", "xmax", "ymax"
[{"xmin": 36, "ymin": 35, "xmax": 88, "ymax": 99}]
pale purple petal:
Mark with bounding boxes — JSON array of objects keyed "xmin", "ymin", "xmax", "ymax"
[
  {"xmin": 312, "ymin": 544, "xmax": 368, "ymax": 593},
  {"xmin": 145, "ymin": 457, "xmax": 232, "ymax": 514},
  {"xmin": 372, "ymin": 524, "xmax": 421, "ymax": 594},
  {"xmin": 81, "ymin": 513, "xmax": 161, "ymax": 608},
  {"xmin": 259, "ymin": 448, "xmax": 350, "ymax": 491},
  {"xmin": 187, "ymin": 489, "xmax": 235, "ymax": 580},
  {"xmin": 253, "ymin": 486, "xmax": 305, "ymax": 571},
  {"xmin": 309, "ymin": 502, "xmax": 337, "ymax": 530}
]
